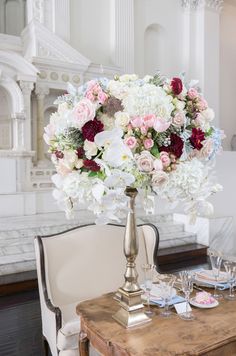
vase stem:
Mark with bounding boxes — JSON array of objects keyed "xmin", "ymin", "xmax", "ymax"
[{"xmin": 112, "ymin": 187, "xmax": 151, "ymax": 328}]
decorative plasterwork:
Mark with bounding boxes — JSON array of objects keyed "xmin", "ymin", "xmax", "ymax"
[
  {"xmin": 0, "ymin": 51, "xmax": 38, "ymax": 81},
  {"xmin": 22, "ymin": 20, "xmax": 91, "ymax": 69},
  {"xmin": 181, "ymin": 0, "xmax": 224, "ymax": 11}
]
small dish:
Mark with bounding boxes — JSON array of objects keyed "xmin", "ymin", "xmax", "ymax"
[{"xmin": 190, "ymin": 297, "xmax": 219, "ymax": 309}]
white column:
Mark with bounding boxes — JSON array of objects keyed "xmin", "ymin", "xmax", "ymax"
[
  {"xmin": 35, "ymin": 85, "xmax": 49, "ymax": 163},
  {"xmin": 110, "ymin": 0, "xmax": 134, "ymax": 73},
  {"xmin": 52, "ymin": 0, "xmax": 70, "ymax": 42},
  {"xmin": 19, "ymin": 81, "xmax": 34, "ymax": 151},
  {"xmin": 12, "ymin": 112, "xmax": 26, "ymax": 151},
  {"xmin": 181, "ymin": 0, "xmax": 224, "ymax": 126}
]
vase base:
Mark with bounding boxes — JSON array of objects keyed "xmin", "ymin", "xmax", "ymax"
[{"xmin": 113, "ymin": 288, "xmax": 151, "ymax": 328}]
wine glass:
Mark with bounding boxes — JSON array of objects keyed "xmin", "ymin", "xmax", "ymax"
[
  {"xmin": 159, "ymin": 275, "xmax": 176, "ymax": 318},
  {"xmin": 141, "ymin": 264, "xmax": 156, "ymax": 317},
  {"xmin": 179, "ymin": 271, "xmax": 195, "ymax": 321},
  {"xmin": 209, "ymin": 251, "xmax": 223, "ymax": 299},
  {"xmin": 224, "ymin": 261, "xmax": 236, "ymax": 300}
]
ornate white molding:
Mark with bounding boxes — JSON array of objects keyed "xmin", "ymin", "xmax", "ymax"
[
  {"xmin": 19, "ymin": 81, "xmax": 34, "ymax": 95},
  {"xmin": 35, "ymin": 85, "xmax": 49, "ymax": 98},
  {"xmin": 181, "ymin": 0, "xmax": 224, "ymax": 11},
  {"xmin": 22, "ymin": 20, "xmax": 91, "ymax": 68}
]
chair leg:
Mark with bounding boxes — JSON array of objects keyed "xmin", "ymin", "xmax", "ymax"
[{"xmin": 42, "ymin": 336, "xmax": 49, "ymax": 356}]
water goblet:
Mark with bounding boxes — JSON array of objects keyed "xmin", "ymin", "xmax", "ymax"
[
  {"xmin": 224, "ymin": 261, "xmax": 236, "ymax": 300},
  {"xmin": 159, "ymin": 275, "xmax": 176, "ymax": 318},
  {"xmin": 209, "ymin": 251, "xmax": 223, "ymax": 299},
  {"xmin": 142, "ymin": 263, "xmax": 156, "ymax": 317},
  {"xmin": 179, "ymin": 271, "xmax": 195, "ymax": 321}
]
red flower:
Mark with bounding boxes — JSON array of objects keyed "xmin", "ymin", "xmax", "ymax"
[
  {"xmin": 76, "ymin": 147, "xmax": 85, "ymax": 158},
  {"xmin": 55, "ymin": 150, "xmax": 64, "ymax": 159},
  {"xmin": 171, "ymin": 77, "xmax": 183, "ymax": 96},
  {"xmin": 82, "ymin": 118, "xmax": 104, "ymax": 142},
  {"xmin": 190, "ymin": 128, "xmax": 205, "ymax": 150},
  {"xmin": 160, "ymin": 133, "xmax": 184, "ymax": 159},
  {"xmin": 83, "ymin": 159, "xmax": 100, "ymax": 172}
]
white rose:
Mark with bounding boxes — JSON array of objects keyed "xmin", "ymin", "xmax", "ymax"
[
  {"xmin": 202, "ymin": 108, "xmax": 215, "ymax": 122},
  {"xmin": 152, "ymin": 171, "xmax": 168, "ymax": 186},
  {"xmin": 172, "ymin": 98, "xmax": 185, "ymax": 111},
  {"xmin": 172, "ymin": 112, "xmax": 186, "ymax": 127},
  {"xmin": 84, "ymin": 139, "xmax": 98, "ymax": 159},
  {"xmin": 76, "ymin": 159, "xmax": 83, "ymax": 169},
  {"xmin": 119, "ymin": 74, "xmax": 138, "ymax": 82},
  {"xmin": 114, "ymin": 111, "xmax": 130, "ymax": 129}
]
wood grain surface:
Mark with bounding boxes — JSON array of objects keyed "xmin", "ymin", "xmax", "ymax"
[{"xmin": 77, "ymin": 291, "xmax": 236, "ymax": 356}]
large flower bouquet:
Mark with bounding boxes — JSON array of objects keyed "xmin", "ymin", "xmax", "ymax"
[{"xmin": 44, "ymin": 74, "xmax": 224, "ymax": 224}]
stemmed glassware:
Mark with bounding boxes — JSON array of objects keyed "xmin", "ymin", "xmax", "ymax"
[
  {"xmin": 142, "ymin": 264, "xmax": 156, "ymax": 317},
  {"xmin": 224, "ymin": 261, "xmax": 236, "ymax": 300},
  {"xmin": 159, "ymin": 275, "xmax": 176, "ymax": 318},
  {"xmin": 179, "ymin": 271, "xmax": 195, "ymax": 321},
  {"xmin": 209, "ymin": 251, "xmax": 223, "ymax": 299}
]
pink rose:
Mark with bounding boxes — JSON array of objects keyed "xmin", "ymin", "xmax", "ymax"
[
  {"xmin": 124, "ymin": 136, "xmax": 137, "ymax": 149},
  {"xmin": 143, "ymin": 114, "xmax": 155, "ymax": 128},
  {"xmin": 200, "ymin": 139, "xmax": 213, "ymax": 158},
  {"xmin": 141, "ymin": 126, "xmax": 148, "ymax": 135},
  {"xmin": 197, "ymin": 97, "xmax": 208, "ymax": 111},
  {"xmin": 144, "ymin": 138, "xmax": 154, "ymax": 150},
  {"xmin": 136, "ymin": 151, "xmax": 154, "ymax": 172},
  {"xmin": 73, "ymin": 98, "xmax": 96, "ymax": 129},
  {"xmin": 153, "ymin": 117, "xmax": 170, "ymax": 132},
  {"xmin": 153, "ymin": 159, "xmax": 163, "ymax": 171},
  {"xmin": 152, "ymin": 171, "xmax": 168, "ymax": 186},
  {"xmin": 85, "ymin": 81, "xmax": 108, "ymax": 104},
  {"xmin": 187, "ymin": 88, "xmax": 198, "ymax": 100},
  {"xmin": 160, "ymin": 151, "xmax": 171, "ymax": 167},
  {"xmin": 57, "ymin": 161, "xmax": 72, "ymax": 176},
  {"xmin": 131, "ymin": 116, "xmax": 143, "ymax": 128},
  {"xmin": 172, "ymin": 112, "xmax": 185, "ymax": 127}
]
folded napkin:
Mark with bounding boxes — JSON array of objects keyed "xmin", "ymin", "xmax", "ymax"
[
  {"xmin": 194, "ymin": 269, "xmax": 230, "ymax": 290},
  {"xmin": 150, "ymin": 295, "xmax": 186, "ymax": 308}
]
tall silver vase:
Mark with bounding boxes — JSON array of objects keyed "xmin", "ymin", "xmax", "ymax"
[{"xmin": 113, "ymin": 187, "xmax": 151, "ymax": 328}]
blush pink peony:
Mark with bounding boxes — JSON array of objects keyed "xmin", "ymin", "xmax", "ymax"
[{"xmin": 73, "ymin": 98, "xmax": 96, "ymax": 129}]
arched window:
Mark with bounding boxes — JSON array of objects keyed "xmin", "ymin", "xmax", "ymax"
[
  {"xmin": 0, "ymin": 0, "xmax": 26, "ymax": 36},
  {"xmin": 144, "ymin": 24, "xmax": 167, "ymax": 76},
  {"xmin": 0, "ymin": 86, "xmax": 12, "ymax": 149}
]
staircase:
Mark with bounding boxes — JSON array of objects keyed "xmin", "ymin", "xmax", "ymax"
[{"xmin": 0, "ymin": 212, "xmax": 208, "ymax": 287}]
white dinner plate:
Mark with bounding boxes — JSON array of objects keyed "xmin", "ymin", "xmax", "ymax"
[{"xmin": 190, "ymin": 297, "xmax": 219, "ymax": 309}]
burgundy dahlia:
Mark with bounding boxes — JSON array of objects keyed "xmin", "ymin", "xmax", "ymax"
[
  {"xmin": 83, "ymin": 159, "xmax": 100, "ymax": 172},
  {"xmin": 55, "ymin": 150, "xmax": 64, "ymax": 159},
  {"xmin": 160, "ymin": 133, "xmax": 184, "ymax": 159},
  {"xmin": 171, "ymin": 77, "xmax": 183, "ymax": 96},
  {"xmin": 76, "ymin": 147, "xmax": 85, "ymax": 158},
  {"xmin": 190, "ymin": 128, "xmax": 205, "ymax": 150},
  {"xmin": 82, "ymin": 118, "xmax": 104, "ymax": 142}
]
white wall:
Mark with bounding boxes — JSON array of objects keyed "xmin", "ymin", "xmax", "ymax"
[
  {"xmin": 210, "ymin": 151, "xmax": 236, "ymax": 235},
  {"xmin": 220, "ymin": 1, "xmax": 236, "ymax": 150},
  {"xmin": 70, "ymin": 0, "xmax": 112, "ymax": 65},
  {"xmin": 134, "ymin": 0, "xmax": 184, "ymax": 77}
]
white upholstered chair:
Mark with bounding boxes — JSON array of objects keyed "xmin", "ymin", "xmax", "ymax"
[{"xmin": 34, "ymin": 223, "xmax": 159, "ymax": 356}]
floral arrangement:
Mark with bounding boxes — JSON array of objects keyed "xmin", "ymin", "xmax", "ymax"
[{"xmin": 44, "ymin": 73, "xmax": 224, "ymax": 224}]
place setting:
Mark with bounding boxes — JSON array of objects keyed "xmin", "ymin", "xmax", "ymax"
[{"xmin": 141, "ymin": 251, "xmax": 236, "ymax": 322}]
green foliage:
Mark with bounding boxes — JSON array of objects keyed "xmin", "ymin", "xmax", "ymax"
[{"xmin": 151, "ymin": 144, "xmax": 160, "ymax": 158}]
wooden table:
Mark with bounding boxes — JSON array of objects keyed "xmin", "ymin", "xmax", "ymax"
[{"xmin": 76, "ymin": 292, "xmax": 236, "ymax": 356}]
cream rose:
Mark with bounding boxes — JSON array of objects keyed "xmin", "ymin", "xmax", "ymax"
[
  {"xmin": 152, "ymin": 171, "xmax": 168, "ymax": 186},
  {"xmin": 172, "ymin": 112, "xmax": 185, "ymax": 127},
  {"xmin": 84, "ymin": 139, "xmax": 98, "ymax": 159},
  {"xmin": 136, "ymin": 151, "xmax": 154, "ymax": 172},
  {"xmin": 115, "ymin": 111, "xmax": 130, "ymax": 128}
]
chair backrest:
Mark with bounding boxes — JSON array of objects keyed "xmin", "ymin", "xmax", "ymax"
[{"xmin": 35, "ymin": 223, "xmax": 159, "ymax": 308}]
